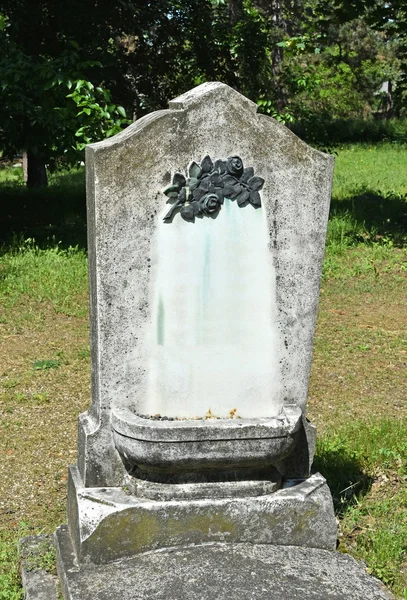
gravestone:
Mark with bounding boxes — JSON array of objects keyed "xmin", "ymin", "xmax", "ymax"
[{"xmin": 47, "ymin": 82, "xmax": 394, "ymax": 599}]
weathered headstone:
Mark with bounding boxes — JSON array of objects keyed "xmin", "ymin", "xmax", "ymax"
[{"xmin": 47, "ymin": 83, "xmax": 393, "ymax": 599}]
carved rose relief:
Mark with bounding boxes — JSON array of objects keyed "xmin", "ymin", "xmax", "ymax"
[{"xmin": 163, "ymin": 155, "xmax": 264, "ymax": 222}]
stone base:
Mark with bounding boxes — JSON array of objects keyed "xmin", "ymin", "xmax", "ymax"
[
  {"xmin": 53, "ymin": 525, "xmax": 394, "ymax": 600},
  {"xmin": 112, "ymin": 406, "xmax": 303, "ymax": 475},
  {"xmin": 67, "ymin": 466, "xmax": 337, "ymax": 565}
]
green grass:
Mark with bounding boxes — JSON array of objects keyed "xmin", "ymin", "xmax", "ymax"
[
  {"xmin": 1, "ymin": 143, "xmax": 407, "ymax": 598},
  {"xmin": 0, "ymin": 238, "xmax": 88, "ymax": 323},
  {"xmin": 329, "ymin": 143, "xmax": 407, "ymax": 244},
  {"xmin": 0, "ymin": 167, "xmax": 86, "ymax": 248},
  {"xmin": 0, "ymin": 526, "xmax": 29, "ymax": 600},
  {"xmin": 333, "ymin": 144, "xmax": 407, "ymax": 197},
  {"xmin": 0, "ymin": 164, "xmax": 24, "ymax": 185},
  {"xmin": 324, "ymin": 143, "xmax": 407, "ymax": 280},
  {"xmin": 316, "ymin": 420, "xmax": 407, "ymax": 593}
]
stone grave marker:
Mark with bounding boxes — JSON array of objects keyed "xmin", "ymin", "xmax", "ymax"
[{"xmin": 28, "ymin": 82, "xmax": 393, "ymax": 599}]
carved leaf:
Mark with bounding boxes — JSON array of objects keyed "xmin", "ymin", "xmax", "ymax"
[
  {"xmin": 199, "ymin": 177, "xmax": 211, "ymax": 192},
  {"xmin": 180, "ymin": 201, "xmax": 201, "ymax": 222},
  {"xmin": 188, "ymin": 161, "xmax": 202, "ymax": 179},
  {"xmin": 192, "ymin": 201, "xmax": 201, "ymax": 215},
  {"xmin": 187, "ymin": 177, "xmax": 199, "ymax": 190},
  {"xmin": 241, "ymin": 167, "xmax": 254, "ymax": 183},
  {"xmin": 201, "ymin": 155, "xmax": 213, "ymax": 173},
  {"xmin": 172, "ymin": 172, "xmax": 186, "ymax": 187},
  {"xmin": 223, "ymin": 185, "xmax": 236, "ymax": 197},
  {"xmin": 214, "ymin": 159, "xmax": 227, "ymax": 174},
  {"xmin": 228, "ymin": 184, "xmax": 242, "ymax": 199},
  {"xmin": 210, "ymin": 172, "xmax": 223, "ymax": 187},
  {"xmin": 236, "ymin": 189, "xmax": 250, "ymax": 206},
  {"xmin": 222, "ymin": 174, "xmax": 238, "ymax": 186},
  {"xmin": 180, "ymin": 204, "xmax": 195, "ymax": 221},
  {"xmin": 247, "ymin": 176, "xmax": 264, "ymax": 191},
  {"xmin": 215, "ymin": 190, "xmax": 225, "ymax": 205},
  {"xmin": 249, "ymin": 190, "xmax": 261, "ymax": 207},
  {"xmin": 164, "ymin": 184, "xmax": 181, "ymax": 197},
  {"xmin": 193, "ymin": 187, "xmax": 207, "ymax": 202}
]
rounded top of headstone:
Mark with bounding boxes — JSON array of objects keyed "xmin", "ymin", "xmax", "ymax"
[
  {"xmin": 168, "ymin": 82, "xmax": 258, "ymax": 114},
  {"xmin": 87, "ymin": 82, "xmax": 259, "ymax": 153}
]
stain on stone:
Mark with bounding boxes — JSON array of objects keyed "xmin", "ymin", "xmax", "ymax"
[{"xmin": 157, "ymin": 297, "xmax": 165, "ymax": 346}]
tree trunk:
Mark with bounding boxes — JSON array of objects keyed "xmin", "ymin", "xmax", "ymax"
[
  {"xmin": 270, "ymin": 0, "xmax": 286, "ymax": 112},
  {"xmin": 228, "ymin": 0, "xmax": 244, "ymax": 25},
  {"xmin": 253, "ymin": 0, "xmax": 286, "ymax": 111},
  {"xmin": 26, "ymin": 151, "xmax": 48, "ymax": 188}
]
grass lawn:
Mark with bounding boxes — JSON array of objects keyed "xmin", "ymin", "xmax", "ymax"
[{"xmin": 1, "ymin": 143, "xmax": 407, "ymax": 598}]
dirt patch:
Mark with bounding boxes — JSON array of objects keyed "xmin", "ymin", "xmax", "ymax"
[
  {"xmin": 0, "ymin": 303, "xmax": 90, "ymax": 532},
  {"xmin": 308, "ymin": 271, "xmax": 407, "ymax": 431}
]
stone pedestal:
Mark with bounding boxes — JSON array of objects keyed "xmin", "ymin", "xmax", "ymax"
[{"xmin": 64, "ymin": 466, "xmax": 336, "ymax": 566}]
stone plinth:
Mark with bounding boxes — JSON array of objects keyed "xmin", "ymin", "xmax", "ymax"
[
  {"xmin": 54, "ymin": 529, "xmax": 394, "ymax": 600},
  {"xmin": 65, "ymin": 466, "xmax": 336, "ymax": 566}
]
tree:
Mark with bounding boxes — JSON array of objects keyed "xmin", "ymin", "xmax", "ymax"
[
  {"xmin": 0, "ymin": 1, "xmax": 132, "ymax": 186},
  {"xmin": 1, "ymin": 0, "xmax": 404, "ymax": 188},
  {"xmin": 366, "ymin": 1, "xmax": 407, "ymax": 116}
]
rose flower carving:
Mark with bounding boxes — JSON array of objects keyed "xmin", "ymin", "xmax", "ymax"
[{"xmin": 163, "ymin": 155, "xmax": 264, "ymax": 223}]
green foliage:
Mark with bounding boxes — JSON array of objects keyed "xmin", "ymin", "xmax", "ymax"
[
  {"xmin": 293, "ymin": 117, "xmax": 407, "ymax": 145},
  {"xmin": 32, "ymin": 359, "xmax": 59, "ymax": 371},
  {"xmin": 0, "ymin": 27, "xmax": 130, "ymax": 169},
  {"xmin": 279, "ymin": 14, "xmax": 400, "ymax": 122},
  {"xmin": 0, "ymin": 0, "xmax": 405, "ymax": 163},
  {"xmin": 256, "ymin": 99, "xmax": 295, "ymax": 124},
  {"xmin": 0, "ymin": 529, "xmax": 24, "ymax": 600}
]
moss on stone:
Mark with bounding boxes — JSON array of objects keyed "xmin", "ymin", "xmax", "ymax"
[{"xmin": 84, "ymin": 508, "xmax": 237, "ymax": 563}]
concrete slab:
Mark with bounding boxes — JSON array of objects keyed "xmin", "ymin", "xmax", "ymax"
[{"xmin": 55, "ymin": 525, "xmax": 394, "ymax": 600}]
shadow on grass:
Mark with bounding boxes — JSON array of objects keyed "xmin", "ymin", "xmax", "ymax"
[
  {"xmin": 330, "ymin": 188, "xmax": 407, "ymax": 246},
  {"xmin": 314, "ymin": 442, "xmax": 373, "ymax": 518},
  {"xmin": 0, "ymin": 170, "xmax": 87, "ymax": 250}
]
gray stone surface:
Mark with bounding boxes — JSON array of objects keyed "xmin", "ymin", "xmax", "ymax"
[
  {"xmin": 66, "ymin": 466, "xmax": 337, "ymax": 565},
  {"xmin": 19, "ymin": 535, "xmax": 59, "ymax": 600},
  {"xmin": 55, "ymin": 525, "xmax": 394, "ymax": 600},
  {"xmin": 125, "ymin": 471, "xmax": 282, "ymax": 500},
  {"xmin": 21, "ymin": 570, "xmax": 58, "ymax": 600},
  {"xmin": 112, "ymin": 405, "xmax": 304, "ymax": 475},
  {"xmin": 112, "ymin": 406, "xmax": 302, "ymax": 441},
  {"xmin": 276, "ymin": 415, "xmax": 317, "ymax": 479},
  {"xmin": 79, "ymin": 81, "xmax": 333, "ymax": 487}
]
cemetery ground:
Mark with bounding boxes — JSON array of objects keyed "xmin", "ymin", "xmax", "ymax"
[{"xmin": 0, "ymin": 143, "xmax": 407, "ymax": 599}]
